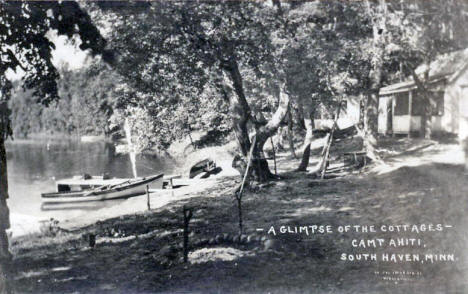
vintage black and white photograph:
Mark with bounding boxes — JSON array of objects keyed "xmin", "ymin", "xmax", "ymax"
[{"xmin": 1, "ymin": 0, "xmax": 468, "ymax": 293}]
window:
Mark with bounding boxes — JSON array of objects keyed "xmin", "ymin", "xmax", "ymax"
[{"xmin": 394, "ymin": 92, "xmax": 409, "ymax": 115}]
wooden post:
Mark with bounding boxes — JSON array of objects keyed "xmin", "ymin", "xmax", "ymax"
[
  {"xmin": 88, "ymin": 233, "xmax": 96, "ymax": 248},
  {"xmin": 408, "ymin": 91, "xmax": 412, "ymax": 138},
  {"xmin": 146, "ymin": 185, "xmax": 150, "ymax": 210},
  {"xmin": 235, "ymin": 135, "xmax": 256, "ymax": 235},
  {"xmin": 183, "ymin": 206, "xmax": 193, "ymax": 263},
  {"xmin": 320, "ymin": 98, "xmax": 344, "ymax": 179}
]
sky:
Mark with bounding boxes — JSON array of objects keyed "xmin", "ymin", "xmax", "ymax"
[{"xmin": 6, "ymin": 31, "xmax": 89, "ymax": 81}]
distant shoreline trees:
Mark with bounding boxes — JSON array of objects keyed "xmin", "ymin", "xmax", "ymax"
[{"xmin": 9, "ymin": 63, "xmax": 115, "ymax": 138}]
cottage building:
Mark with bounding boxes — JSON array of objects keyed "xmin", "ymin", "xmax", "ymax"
[{"xmin": 378, "ymin": 49, "xmax": 468, "ymax": 139}]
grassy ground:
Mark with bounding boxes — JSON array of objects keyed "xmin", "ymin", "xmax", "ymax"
[{"xmin": 9, "ymin": 137, "xmax": 468, "ymax": 294}]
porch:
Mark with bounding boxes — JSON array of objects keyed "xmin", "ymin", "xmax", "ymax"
[{"xmin": 379, "ymin": 89, "xmax": 444, "ymax": 136}]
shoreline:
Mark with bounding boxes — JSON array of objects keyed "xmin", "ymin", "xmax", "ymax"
[
  {"xmin": 58, "ymin": 177, "xmax": 221, "ymax": 232},
  {"xmin": 8, "ymin": 167, "xmax": 239, "ymax": 239},
  {"xmin": 8, "ymin": 213, "xmax": 44, "ymax": 238},
  {"xmin": 8, "ymin": 140, "xmax": 463, "ymax": 239}
]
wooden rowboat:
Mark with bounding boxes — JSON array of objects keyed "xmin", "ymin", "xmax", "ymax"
[{"xmin": 41, "ymin": 174, "xmax": 164, "ymax": 204}]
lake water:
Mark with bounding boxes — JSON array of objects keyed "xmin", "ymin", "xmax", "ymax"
[{"xmin": 5, "ymin": 138, "xmax": 176, "ymax": 229}]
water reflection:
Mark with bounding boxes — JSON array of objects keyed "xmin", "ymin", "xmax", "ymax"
[{"xmin": 40, "ymin": 199, "xmax": 127, "ymax": 211}]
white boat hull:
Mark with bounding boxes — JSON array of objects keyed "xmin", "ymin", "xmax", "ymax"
[
  {"xmin": 41, "ymin": 174, "xmax": 163, "ymax": 205},
  {"xmin": 43, "ymin": 185, "xmax": 146, "ymax": 203}
]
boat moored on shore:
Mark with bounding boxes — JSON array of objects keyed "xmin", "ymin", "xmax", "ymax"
[{"xmin": 41, "ymin": 174, "xmax": 164, "ymax": 205}]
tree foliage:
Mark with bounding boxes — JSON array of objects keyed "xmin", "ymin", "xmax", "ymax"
[{"xmin": 9, "ymin": 61, "xmax": 116, "ymax": 138}]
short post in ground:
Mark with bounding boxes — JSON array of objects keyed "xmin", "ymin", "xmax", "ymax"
[
  {"xmin": 183, "ymin": 206, "xmax": 193, "ymax": 263},
  {"xmin": 146, "ymin": 185, "xmax": 150, "ymax": 210}
]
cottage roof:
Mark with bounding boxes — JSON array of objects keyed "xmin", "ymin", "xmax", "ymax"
[{"xmin": 380, "ymin": 48, "xmax": 468, "ymax": 96}]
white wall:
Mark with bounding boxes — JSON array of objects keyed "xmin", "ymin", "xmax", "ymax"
[
  {"xmin": 442, "ymin": 80, "xmax": 461, "ymax": 134},
  {"xmin": 458, "ymin": 88, "xmax": 468, "ymax": 140}
]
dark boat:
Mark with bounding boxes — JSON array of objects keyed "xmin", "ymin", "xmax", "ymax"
[{"xmin": 189, "ymin": 158, "xmax": 221, "ymax": 179}]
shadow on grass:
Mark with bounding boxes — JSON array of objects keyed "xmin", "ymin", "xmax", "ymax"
[{"xmin": 11, "ymin": 162, "xmax": 468, "ymax": 294}]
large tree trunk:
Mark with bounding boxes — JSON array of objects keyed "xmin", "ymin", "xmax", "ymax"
[
  {"xmin": 221, "ymin": 58, "xmax": 290, "ymax": 182},
  {"xmin": 295, "ymin": 99, "xmax": 306, "ymax": 130},
  {"xmin": 365, "ymin": 61, "xmax": 382, "ymax": 143},
  {"xmin": 410, "ymin": 67, "xmax": 432, "ymax": 139},
  {"xmin": 419, "ymin": 95, "xmax": 433, "ymax": 139},
  {"xmin": 252, "ymin": 84, "xmax": 290, "ymax": 181},
  {"xmin": 221, "ymin": 59, "xmax": 251, "ymax": 157},
  {"xmin": 297, "ymin": 101, "xmax": 315, "ymax": 171},
  {"xmin": 365, "ymin": 89, "xmax": 379, "ymax": 141},
  {"xmin": 287, "ymin": 106, "xmax": 296, "ymax": 158},
  {"xmin": 0, "ymin": 101, "xmax": 12, "ymax": 294},
  {"xmin": 364, "ymin": 0, "xmax": 386, "ymax": 141},
  {"xmin": 358, "ymin": 94, "xmax": 366, "ymax": 128},
  {"xmin": 0, "ymin": 137, "xmax": 11, "ymax": 294}
]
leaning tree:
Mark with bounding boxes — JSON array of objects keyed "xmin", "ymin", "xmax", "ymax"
[
  {"xmin": 90, "ymin": 1, "xmax": 290, "ymax": 181},
  {"xmin": 0, "ymin": 1, "xmax": 111, "ymax": 291}
]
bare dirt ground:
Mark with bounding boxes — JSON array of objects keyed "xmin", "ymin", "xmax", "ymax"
[{"xmin": 9, "ymin": 137, "xmax": 468, "ymax": 294}]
